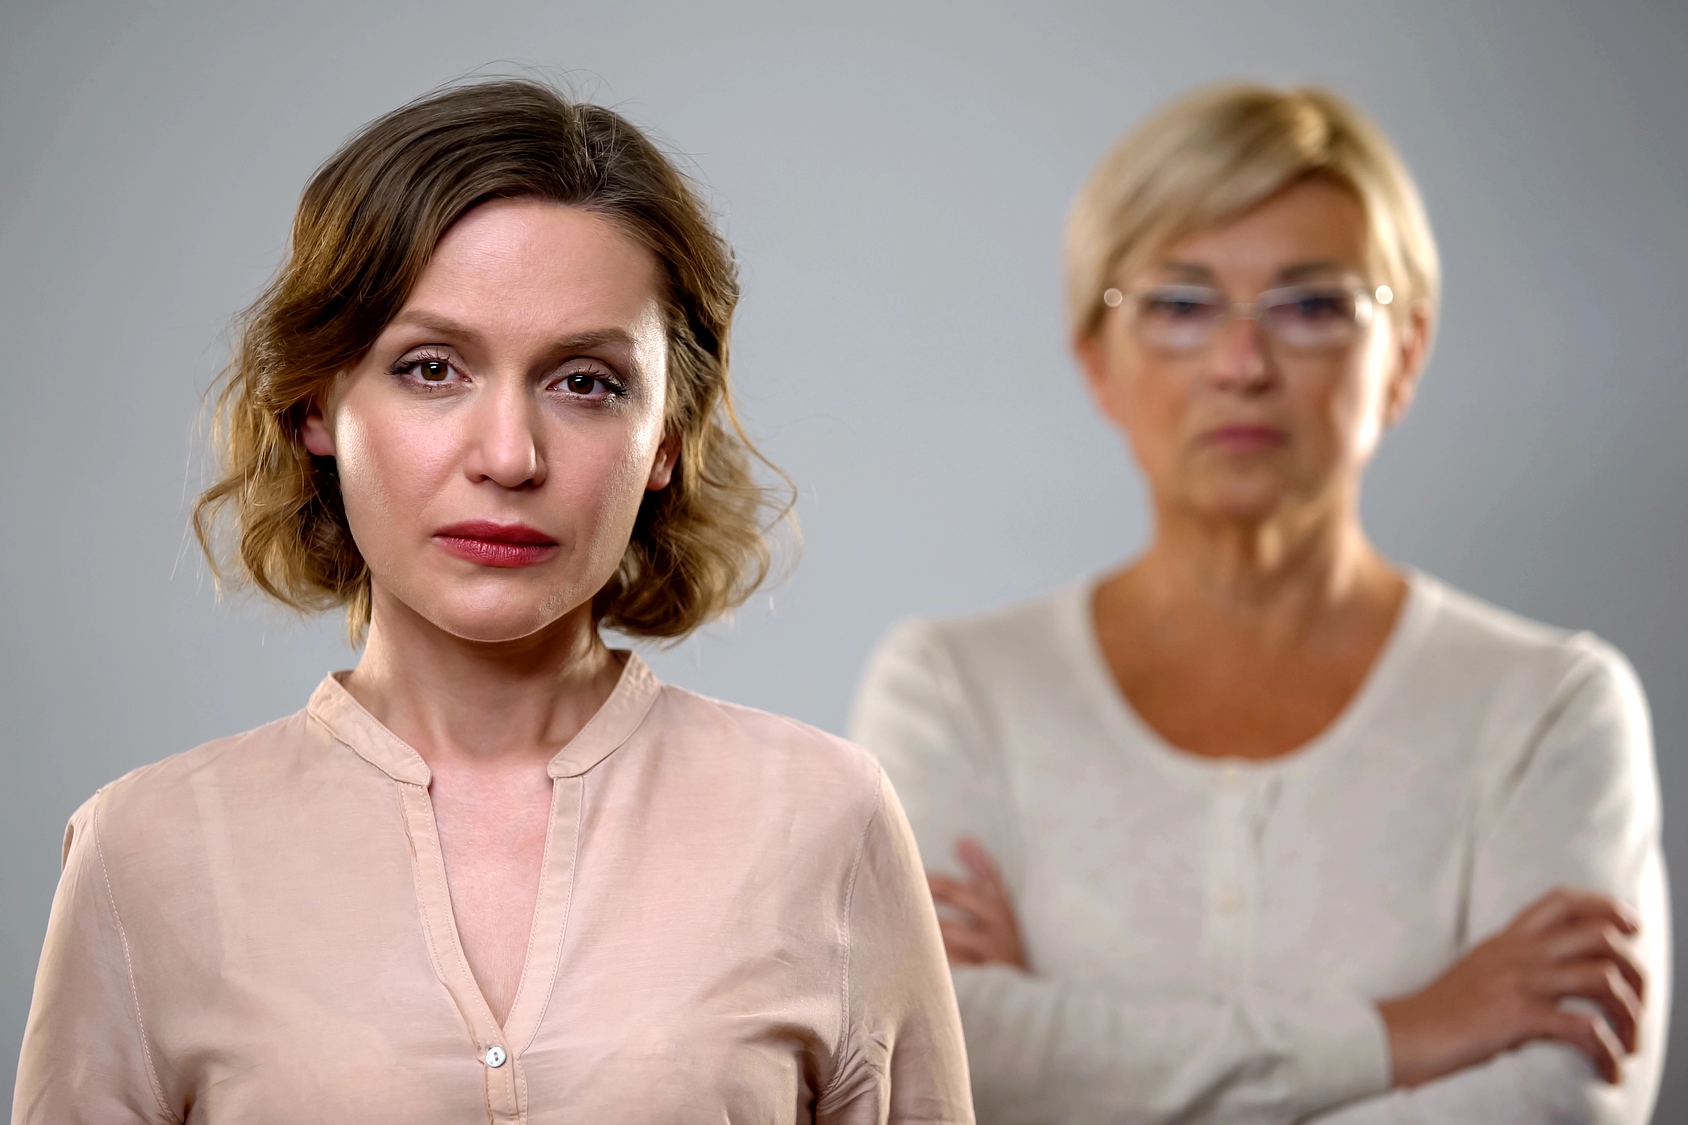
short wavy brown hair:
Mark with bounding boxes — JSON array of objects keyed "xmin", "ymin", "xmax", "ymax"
[{"xmin": 195, "ymin": 79, "xmax": 788, "ymax": 642}]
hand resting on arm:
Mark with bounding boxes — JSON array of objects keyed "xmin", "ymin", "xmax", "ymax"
[
  {"xmin": 1377, "ymin": 887, "xmax": 1644, "ymax": 1086},
  {"xmin": 931, "ymin": 842, "xmax": 1646, "ymax": 1088},
  {"xmin": 927, "ymin": 838, "xmax": 1028, "ymax": 969}
]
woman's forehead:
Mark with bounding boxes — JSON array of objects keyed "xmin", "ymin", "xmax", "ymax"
[
  {"xmin": 419, "ymin": 200, "xmax": 660, "ymax": 312},
  {"xmin": 1152, "ymin": 181, "xmax": 1370, "ymax": 279}
]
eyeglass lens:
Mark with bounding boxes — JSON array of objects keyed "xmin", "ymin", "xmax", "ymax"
[{"xmin": 1132, "ymin": 284, "xmax": 1368, "ymax": 352}]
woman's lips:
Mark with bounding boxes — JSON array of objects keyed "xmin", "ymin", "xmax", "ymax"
[
  {"xmin": 1201, "ymin": 424, "xmax": 1289, "ymax": 452},
  {"xmin": 432, "ymin": 521, "xmax": 560, "ymax": 569}
]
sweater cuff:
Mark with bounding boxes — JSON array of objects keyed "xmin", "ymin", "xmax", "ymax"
[{"xmin": 1285, "ymin": 995, "xmax": 1392, "ymax": 1116}]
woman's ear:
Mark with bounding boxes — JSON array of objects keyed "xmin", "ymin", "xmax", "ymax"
[
  {"xmin": 301, "ymin": 401, "xmax": 336, "ymax": 457},
  {"xmin": 1075, "ymin": 329, "xmax": 1133, "ymax": 431},
  {"xmin": 1383, "ymin": 302, "xmax": 1434, "ymax": 429},
  {"xmin": 1075, "ymin": 332, "xmax": 1109, "ymax": 400},
  {"xmin": 646, "ymin": 429, "xmax": 680, "ymax": 491}
]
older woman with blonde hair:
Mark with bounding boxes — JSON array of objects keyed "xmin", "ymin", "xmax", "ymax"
[
  {"xmin": 14, "ymin": 79, "xmax": 970, "ymax": 1123},
  {"xmin": 852, "ymin": 83, "xmax": 1667, "ymax": 1123}
]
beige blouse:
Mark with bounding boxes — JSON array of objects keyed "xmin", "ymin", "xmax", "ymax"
[{"xmin": 13, "ymin": 655, "xmax": 971, "ymax": 1124}]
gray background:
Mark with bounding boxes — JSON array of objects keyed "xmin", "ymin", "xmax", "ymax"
[{"xmin": 2, "ymin": 0, "xmax": 1684, "ymax": 1114}]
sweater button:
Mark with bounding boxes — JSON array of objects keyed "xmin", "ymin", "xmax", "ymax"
[{"xmin": 485, "ymin": 1045, "xmax": 508, "ymax": 1068}]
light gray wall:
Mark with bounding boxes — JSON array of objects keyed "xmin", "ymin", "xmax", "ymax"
[{"xmin": 2, "ymin": 0, "xmax": 1684, "ymax": 1114}]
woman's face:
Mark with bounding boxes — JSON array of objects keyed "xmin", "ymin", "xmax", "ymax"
[
  {"xmin": 302, "ymin": 198, "xmax": 675, "ymax": 644},
  {"xmin": 1077, "ymin": 178, "xmax": 1430, "ymax": 526}
]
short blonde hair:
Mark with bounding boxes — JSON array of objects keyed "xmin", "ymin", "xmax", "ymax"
[
  {"xmin": 194, "ymin": 80, "xmax": 789, "ymax": 643},
  {"xmin": 1064, "ymin": 82, "xmax": 1440, "ymax": 340}
]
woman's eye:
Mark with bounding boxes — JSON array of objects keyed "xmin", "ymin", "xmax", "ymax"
[
  {"xmin": 396, "ymin": 356, "xmax": 461, "ymax": 385},
  {"xmin": 1142, "ymin": 293, "xmax": 1220, "ymax": 320},
  {"xmin": 1287, "ymin": 292, "xmax": 1354, "ymax": 321},
  {"xmin": 555, "ymin": 368, "xmax": 621, "ymax": 399}
]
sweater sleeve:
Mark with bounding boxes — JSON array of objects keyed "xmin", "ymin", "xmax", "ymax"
[
  {"xmin": 850, "ymin": 619, "xmax": 1391, "ymax": 1125},
  {"xmin": 1303, "ymin": 640, "xmax": 1670, "ymax": 1125},
  {"xmin": 12, "ymin": 793, "xmax": 175, "ymax": 1125}
]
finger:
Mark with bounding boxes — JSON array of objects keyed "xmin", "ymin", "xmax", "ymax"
[
  {"xmin": 938, "ymin": 919, "xmax": 993, "ymax": 962},
  {"xmin": 938, "ymin": 938, "xmax": 980, "ymax": 966},
  {"xmin": 1538, "ymin": 964, "xmax": 1642, "ymax": 1053},
  {"xmin": 938, "ymin": 919, "xmax": 1018, "ymax": 966},
  {"xmin": 942, "ymin": 944, "xmax": 982, "ymax": 966},
  {"xmin": 928, "ymin": 874, "xmax": 985, "ymax": 909},
  {"xmin": 1539, "ymin": 1008, "xmax": 1624, "ymax": 1084},
  {"xmin": 927, "ymin": 873, "xmax": 986, "ymax": 911},
  {"xmin": 1511, "ymin": 889, "xmax": 1576, "ymax": 935},
  {"xmin": 1514, "ymin": 888, "xmax": 1639, "ymax": 937},
  {"xmin": 1543, "ymin": 924, "xmax": 1647, "ymax": 1001},
  {"xmin": 956, "ymin": 838, "xmax": 1007, "ymax": 893},
  {"xmin": 929, "ymin": 875, "xmax": 1014, "ymax": 929}
]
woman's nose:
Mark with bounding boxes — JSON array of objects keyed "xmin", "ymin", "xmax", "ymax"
[
  {"xmin": 1207, "ymin": 315, "xmax": 1275, "ymax": 393},
  {"xmin": 465, "ymin": 381, "xmax": 546, "ymax": 489}
]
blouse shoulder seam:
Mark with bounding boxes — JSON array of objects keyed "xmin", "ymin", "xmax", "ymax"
[
  {"xmin": 816, "ymin": 761, "xmax": 887, "ymax": 1106},
  {"xmin": 89, "ymin": 791, "xmax": 180, "ymax": 1124}
]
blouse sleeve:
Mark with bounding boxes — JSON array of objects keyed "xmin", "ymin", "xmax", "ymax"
[
  {"xmin": 850, "ymin": 620, "xmax": 1392, "ymax": 1124},
  {"xmin": 13, "ymin": 792, "xmax": 175, "ymax": 1125},
  {"xmin": 848, "ymin": 619, "xmax": 1021, "ymax": 887},
  {"xmin": 814, "ymin": 767, "xmax": 975, "ymax": 1124},
  {"xmin": 1304, "ymin": 640, "xmax": 1670, "ymax": 1125}
]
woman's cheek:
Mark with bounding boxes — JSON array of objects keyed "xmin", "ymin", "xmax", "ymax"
[
  {"xmin": 598, "ymin": 436, "xmax": 663, "ymax": 522},
  {"xmin": 1333, "ymin": 363, "xmax": 1391, "ymax": 468},
  {"xmin": 1331, "ymin": 325, "xmax": 1400, "ymax": 465},
  {"xmin": 1124, "ymin": 371, "xmax": 1189, "ymax": 484},
  {"xmin": 334, "ymin": 407, "xmax": 448, "ymax": 563}
]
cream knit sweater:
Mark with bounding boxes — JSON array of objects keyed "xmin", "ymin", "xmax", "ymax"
[{"xmin": 851, "ymin": 573, "xmax": 1669, "ymax": 1124}]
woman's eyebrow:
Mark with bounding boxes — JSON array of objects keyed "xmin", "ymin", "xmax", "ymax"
[
  {"xmin": 1156, "ymin": 261, "xmax": 1217, "ymax": 280},
  {"xmin": 549, "ymin": 328, "xmax": 639, "ymax": 354},
  {"xmin": 386, "ymin": 311, "xmax": 639, "ymax": 354},
  {"xmin": 1149, "ymin": 261, "xmax": 1354, "ymax": 284},
  {"xmin": 1275, "ymin": 260, "xmax": 1349, "ymax": 282},
  {"xmin": 387, "ymin": 310, "xmax": 486, "ymax": 346}
]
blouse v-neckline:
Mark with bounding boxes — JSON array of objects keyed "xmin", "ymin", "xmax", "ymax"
[{"xmin": 305, "ymin": 655, "xmax": 662, "ymax": 1118}]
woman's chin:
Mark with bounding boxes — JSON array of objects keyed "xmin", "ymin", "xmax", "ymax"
[
  {"xmin": 405, "ymin": 593, "xmax": 591, "ymax": 646},
  {"xmin": 1181, "ymin": 480, "xmax": 1293, "ymax": 523},
  {"xmin": 442, "ymin": 618, "xmax": 562, "ymax": 645}
]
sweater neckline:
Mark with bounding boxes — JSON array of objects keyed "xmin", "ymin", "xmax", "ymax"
[{"xmin": 1053, "ymin": 569, "xmax": 1442, "ymax": 785}]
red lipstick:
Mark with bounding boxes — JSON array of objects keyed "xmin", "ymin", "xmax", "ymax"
[{"xmin": 432, "ymin": 521, "xmax": 560, "ymax": 568}]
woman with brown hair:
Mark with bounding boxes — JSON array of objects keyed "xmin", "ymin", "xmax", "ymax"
[
  {"xmin": 14, "ymin": 80, "xmax": 970, "ymax": 1124},
  {"xmin": 852, "ymin": 83, "xmax": 1667, "ymax": 1123}
]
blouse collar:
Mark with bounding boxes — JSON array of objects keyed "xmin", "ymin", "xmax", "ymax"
[{"xmin": 306, "ymin": 651, "xmax": 663, "ymax": 786}]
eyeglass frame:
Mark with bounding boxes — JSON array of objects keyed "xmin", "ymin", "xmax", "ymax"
[{"xmin": 1100, "ymin": 280, "xmax": 1397, "ymax": 354}]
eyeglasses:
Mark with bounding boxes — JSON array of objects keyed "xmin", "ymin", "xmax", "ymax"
[{"xmin": 1102, "ymin": 282, "xmax": 1394, "ymax": 353}]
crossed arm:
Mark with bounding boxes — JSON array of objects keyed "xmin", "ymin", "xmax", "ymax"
[
  {"xmin": 936, "ymin": 841, "xmax": 1646, "ymax": 1090},
  {"xmin": 853, "ymin": 619, "xmax": 1668, "ymax": 1124}
]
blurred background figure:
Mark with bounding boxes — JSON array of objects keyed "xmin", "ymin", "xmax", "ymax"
[{"xmin": 852, "ymin": 84, "xmax": 1669, "ymax": 1123}]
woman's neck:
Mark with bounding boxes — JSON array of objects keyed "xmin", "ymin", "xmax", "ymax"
[
  {"xmin": 342, "ymin": 588, "xmax": 623, "ymax": 771},
  {"xmin": 1114, "ymin": 499, "xmax": 1401, "ymax": 652}
]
